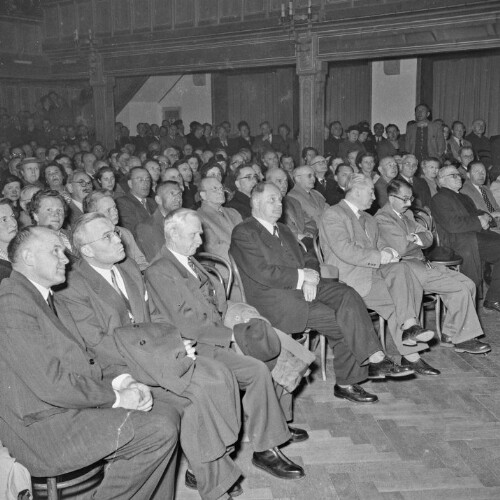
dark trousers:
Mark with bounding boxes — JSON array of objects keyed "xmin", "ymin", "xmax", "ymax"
[
  {"xmin": 306, "ymin": 279, "xmax": 381, "ymax": 385},
  {"xmin": 197, "ymin": 344, "xmax": 292, "ymax": 452},
  {"xmin": 478, "ymin": 231, "xmax": 500, "ymax": 301},
  {"xmin": 97, "ymin": 404, "xmax": 179, "ymax": 500}
]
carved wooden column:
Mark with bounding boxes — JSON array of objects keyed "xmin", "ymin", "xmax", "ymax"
[
  {"xmin": 296, "ymin": 35, "xmax": 327, "ymax": 153},
  {"xmin": 89, "ymin": 48, "xmax": 115, "ymax": 150}
]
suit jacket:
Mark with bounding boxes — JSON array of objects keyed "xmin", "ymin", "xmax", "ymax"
[
  {"xmin": 117, "ymin": 225, "xmax": 149, "ymax": 271},
  {"xmin": 397, "ymin": 174, "xmax": 432, "ymax": 209},
  {"xmin": 375, "ymin": 138, "xmax": 399, "ymax": 161},
  {"xmin": 145, "ymin": 246, "xmax": 232, "ymax": 348},
  {"xmin": 405, "ymin": 121, "xmax": 446, "ymax": 159},
  {"xmin": 324, "ymin": 136, "xmax": 341, "ymax": 158},
  {"xmin": 318, "ymin": 200, "xmax": 383, "ymax": 298},
  {"xmin": 230, "ymin": 217, "xmax": 319, "ymax": 334},
  {"xmin": 374, "ymin": 176, "xmax": 390, "ymax": 207},
  {"xmin": 135, "ymin": 208, "xmax": 165, "ymax": 262},
  {"xmin": 0, "ymin": 258, "xmax": 11, "ymax": 283},
  {"xmin": 375, "ymin": 204, "xmax": 433, "ymax": 261},
  {"xmin": 489, "ymin": 135, "xmax": 500, "ymax": 181},
  {"xmin": 430, "ymin": 187, "xmax": 484, "ymax": 285},
  {"xmin": 225, "ymin": 190, "xmax": 252, "ymax": 219},
  {"xmin": 228, "ymin": 136, "xmax": 253, "ymax": 156},
  {"xmin": 460, "ymin": 180, "xmax": 500, "ymax": 214},
  {"xmin": 197, "ymin": 202, "xmax": 242, "ymax": 261},
  {"xmin": 288, "ymin": 184, "xmax": 327, "ymax": 224},
  {"xmin": 208, "ymin": 137, "xmax": 231, "ymax": 154},
  {"xmin": 281, "ymin": 195, "xmax": 317, "ymax": 241},
  {"xmin": 447, "ymin": 137, "xmax": 472, "ymax": 161},
  {"xmin": 465, "ymin": 132, "xmax": 492, "ymax": 167},
  {"xmin": 115, "ymin": 192, "xmax": 157, "ymax": 237},
  {"xmin": 0, "ymin": 271, "xmax": 135, "ymax": 476},
  {"xmin": 314, "ymin": 177, "xmax": 344, "ymax": 206},
  {"xmin": 182, "ymin": 182, "xmax": 198, "ymax": 210},
  {"xmin": 252, "ymin": 134, "xmax": 287, "ymax": 155},
  {"xmin": 67, "ymin": 200, "xmax": 83, "ymax": 228}
]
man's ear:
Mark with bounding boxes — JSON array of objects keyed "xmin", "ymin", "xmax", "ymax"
[
  {"xmin": 33, "ymin": 212, "xmax": 40, "ymax": 224},
  {"xmin": 127, "ymin": 179, "xmax": 133, "ymax": 190},
  {"xmin": 66, "ymin": 182, "xmax": 74, "ymax": 194},
  {"xmin": 21, "ymin": 247, "xmax": 34, "ymax": 267},
  {"xmin": 199, "ymin": 190, "xmax": 207, "ymax": 202},
  {"xmin": 79, "ymin": 244, "xmax": 93, "ymax": 259}
]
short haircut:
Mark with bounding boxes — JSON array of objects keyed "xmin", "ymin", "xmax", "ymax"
[
  {"xmin": 95, "ymin": 166, "xmax": 115, "ymax": 183},
  {"xmin": 291, "ymin": 165, "xmax": 313, "ymax": 180},
  {"xmin": 468, "ymin": 160, "xmax": 485, "ymax": 172},
  {"xmin": 301, "ymin": 147, "xmax": 318, "ymax": 160},
  {"xmin": 8, "ymin": 226, "xmax": 41, "ymax": 264},
  {"xmin": 128, "ymin": 166, "xmax": 148, "ymax": 181},
  {"xmin": 421, "ymin": 157, "xmax": 441, "ymax": 169},
  {"xmin": 199, "ymin": 161, "xmax": 224, "ymax": 180},
  {"xmin": 356, "ymin": 151, "xmax": 375, "ymax": 167},
  {"xmin": 437, "ymin": 166, "xmax": 457, "ymax": 182},
  {"xmin": 43, "ymin": 162, "xmax": 67, "ymax": 184},
  {"xmin": 385, "ymin": 123, "xmax": 399, "ymax": 133},
  {"xmin": 458, "ymin": 145, "xmax": 474, "ymax": 156},
  {"xmin": 29, "ymin": 189, "xmax": 68, "ymax": 222},
  {"xmin": 171, "ymin": 159, "xmax": 189, "ymax": 170},
  {"xmin": 415, "ymin": 103, "xmax": 430, "ymax": 112},
  {"xmin": 259, "ymin": 120, "xmax": 270, "ymax": 128},
  {"xmin": 387, "ymin": 178, "xmax": 412, "ymax": 197},
  {"xmin": 156, "ymin": 181, "xmax": 181, "ymax": 197},
  {"xmin": 451, "ymin": 120, "xmax": 465, "ymax": 130},
  {"xmin": 163, "ymin": 208, "xmax": 198, "ymax": 240},
  {"xmin": 72, "ymin": 212, "xmax": 110, "ymax": 253},
  {"xmin": 237, "ymin": 120, "xmax": 249, "ymax": 130},
  {"xmin": 345, "ymin": 173, "xmax": 372, "ymax": 193},
  {"xmin": 199, "ymin": 177, "xmax": 220, "ymax": 192},
  {"xmin": 83, "ymin": 189, "xmax": 113, "ymax": 213},
  {"xmin": 234, "ymin": 164, "xmax": 252, "ymax": 180},
  {"xmin": 249, "ymin": 181, "xmax": 275, "ymax": 207}
]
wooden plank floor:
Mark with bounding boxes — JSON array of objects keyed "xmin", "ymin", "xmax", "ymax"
[{"xmin": 172, "ymin": 304, "xmax": 500, "ymax": 500}]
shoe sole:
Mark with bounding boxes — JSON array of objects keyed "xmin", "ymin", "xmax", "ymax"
[
  {"xmin": 333, "ymin": 393, "xmax": 379, "ymax": 404},
  {"xmin": 369, "ymin": 369, "xmax": 415, "ymax": 379},
  {"xmin": 289, "ymin": 435, "xmax": 309, "ymax": 443},
  {"xmin": 251, "ymin": 459, "xmax": 305, "ymax": 480},
  {"xmin": 402, "ymin": 330, "xmax": 435, "ymax": 345},
  {"xmin": 454, "ymin": 346, "xmax": 491, "ymax": 354},
  {"xmin": 483, "ymin": 305, "xmax": 500, "ymax": 313}
]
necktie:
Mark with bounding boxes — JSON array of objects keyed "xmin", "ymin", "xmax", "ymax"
[
  {"xmin": 479, "ymin": 186, "xmax": 495, "ymax": 213},
  {"xmin": 140, "ymin": 198, "xmax": 150, "ymax": 215},
  {"xmin": 47, "ymin": 292, "xmax": 58, "ymax": 317},
  {"xmin": 111, "ymin": 268, "xmax": 133, "ymax": 319},
  {"xmin": 459, "ymin": 139, "xmax": 463, "ymax": 147},
  {"xmin": 188, "ymin": 257, "xmax": 218, "ymax": 309},
  {"xmin": 273, "ymin": 225, "xmax": 280, "ymax": 239},
  {"xmin": 358, "ymin": 212, "xmax": 369, "ymax": 238}
]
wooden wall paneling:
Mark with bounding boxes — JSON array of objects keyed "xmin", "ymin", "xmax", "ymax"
[
  {"xmin": 198, "ymin": 0, "xmax": 219, "ymax": 26},
  {"xmin": 153, "ymin": 0, "xmax": 173, "ymax": 29},
  {"xmin": 212, "ymin": 72, "xmax": 229, "ymax": 126},
  {"xmin": 59, "ymin": 3, "xmax": 77, "ymax": 37},
  {"xmin": 133, "ymin": 0, "xmax": 151, "ymax": 31},
  {"xmin": 244, "ymin": 0, "xmax": 265, "ymax": 15},
  {"xmin": 0, "ymin": 20, "xmax": 18, "ymax": 53},
  {"xmin": 95, "ymin": 0, "xmax": 112, "ymax": 34},
  {"xmin": 220, "ymin": 0, "xmax": 241, "ymax": 21},
  {"xmin": 175, "ymin": 0, "xmax": 195, "ymax": 27},
  {"xmin": 77, "ymin": 0, "xmax": 92, "ymax": 34},
  {"xmin": 113, "ymin": 0, "xmax": 131, "ymax": 33},
  {"xmin": 43, "ymin": 5, "xmax": 60, "ymax": 40},
  {"xmin": 20, "ymin": 24, "xmax": 42, "ymax": 55},
  {"xmin": 325, "ymin": 61, "xmax": 371, "ymax": 129}
]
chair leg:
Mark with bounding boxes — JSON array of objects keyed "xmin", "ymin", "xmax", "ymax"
[
  {"xmin": 320, "ymin": 335, "xmax": 327, "ymax": 381},
  {"xmin": 378, "ymin": 316, "xmax": 386, "ymax": 352},
  {"xmin": 47, "ymin": 477, "xmax": 59, "ymax": 500},
  {"xmin": 419, "ymin": 303, "xmax": 424, "ymax": 326},
  {"xmin": 435, "ymin": 296, "xmax": 442, "ymax": 340}
]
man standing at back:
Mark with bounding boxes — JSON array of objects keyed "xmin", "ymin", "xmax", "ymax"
[{"xmin": 0, "ymin": 226, "xmax": 179, "ymax": 499}]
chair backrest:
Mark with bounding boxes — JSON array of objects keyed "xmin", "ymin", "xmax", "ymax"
[
  {"xmin": 312, "ymin": 231, "xmax": 324, "ymax": 265},
  {"xmin": 227, "ymin": 252, "xmax": 247, "ymax": 303},
  {"xmin": 411, "ymin": 207, "xmax": 439, "ymax": 244},
  {"xmin": 196, "ymin": 252, "xmax": 233, "ymax": 299}
]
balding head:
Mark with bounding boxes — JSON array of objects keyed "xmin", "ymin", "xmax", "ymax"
[
  {"xmin": 266, "ymin": 167, "xmax": 288, "ymax": 197},
  {"xmin": 292, "ymin": 165, "xmax": 315, "ymax": 192}
]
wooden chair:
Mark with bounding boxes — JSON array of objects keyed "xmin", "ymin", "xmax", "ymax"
[
  {"xmin": 196, "ymin": 252, "xmax": 233, "ymax": 299},
  {"xmin": 32, "ymin": 463, "xmax": 104, "ymax": 500}
]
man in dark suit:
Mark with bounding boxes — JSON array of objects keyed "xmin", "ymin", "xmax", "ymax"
[
  {"xmin": 209, "ymin": 124, "xmax": 231, "ymax": 154},
  {"xmin": 460, "ymin": 162, "xmax": 500, "ymax": 218},
  {"xmin": 145, "ymin": 209, "xmax": 307, "ymax": 481},
  {"xmin": 311, "ymin": 155, "xmax": 340, "ymax": 205},
  {"xmin": 431, "ymin": 165, "xmax": 500, "ymax": 312},
  {"xmin": 0, "ymin": 199, "xmax": 15, "ymax": 282},
  {"xmin": 252, "ymin": 121, "xmax": 287, "ymax": 156},
  {"xmin": 397, "ymin": 154, "xmax": 432, "ymax": 210},
  {"xmin": 225, "ymin": 165, "xmax": 259, "ymax": 219},
  {"xmin": 66, "ymin": 170, "xmax": 93, "ymax": 228},
  {"xmin": 465, "ymin": 119, "xmax": 492, "ymax": 169},
  {"xmin": 136, "ymin": 181, "xmax": 183, "ymax": 261},
  {"xmin": 231, "ymin": 183, "xmax": 414, "ymax": 404},
  {"xmin": 376, "ymin": 179, "xmax": 490, "ymax": 354},
  {"xmin": 375, "ymin": 156, "xmax": 399, "ymax": 208},
  {"xmin": 56, "ymin": 213, "xmax": 244, "ymax": 499},
  {"xmin": 0, "ymin": 226, "xmax": 178, "ymax": 499},
  {"xmin": 490, "ymin": 134, "xmax": 500, "ymax": 181},
  {"xmin": 115, "ymin": 167, "xmax": 157, "ymax": 237}
]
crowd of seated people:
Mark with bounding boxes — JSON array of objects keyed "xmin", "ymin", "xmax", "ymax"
[{"xmin": 0, "ymin": 103, "xmax": 499, "ymax": 499}]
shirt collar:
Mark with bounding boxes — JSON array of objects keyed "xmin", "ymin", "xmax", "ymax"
[
  {"xmin": 28, "ymin": 279, "xmax": 51, "ymax": 301},
  {"xmin": 169, "ymin": 249, "xmax": 198, "ymax": 278},
  {"xmin": 254, "ymin": 217, "xmax": 276, "ymax": 235},
  {"xmin": 344, "ymin": 199, "xmax": 361, "ymax": 218}
]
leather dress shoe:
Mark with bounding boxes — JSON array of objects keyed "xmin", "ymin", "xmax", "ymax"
[
  {"xmin": 252, "ymin": 447, "xmax": 305, "ymax": 479},
  {"xmin": 440, "ymin": 333, "xmax": 454, "ymax": 346},
  {"xmin": 401, "ymin": 357, "xmax": 440, "ymax": 376},
  {"xmin": 483, "ymin": 300, "xmax": 500, "ymax": 313},
  {"xmin": 288, "ymin": 426, "xmax": 309, "ymax": 443},
  {"xmin": 185, "ymin": 470, "xmax": 243, "ymax": 497},
  {"xmin": 402, "ymin": 325, "xmax": 435, "ymax": 346},
  {"xmin": 454, "ymin": 338, "xmax": 491, "ymax": 354},
  {"xmin": 333, "ymin": 384, "xmax": 378, "ymax": 404},
  {"xmin": 368, "ymin": 357, "xmax": 414, "ymax": 379}
]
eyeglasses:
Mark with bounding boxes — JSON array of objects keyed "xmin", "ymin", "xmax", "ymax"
[
  {"xmin": 72, "ymin": 179, "xmax": 92, "ymax": 187},
  {"xmin": 41, "ymin": 208, "xmax": 65, "ymax": 216},
  {"xmin": 390, "ymin": 194, "xmax": 414, "ymax": 203},
  {"xmin": 310, "ymin": 160, "xmax": 327, "ymax": 166},
  {"xmin": 206, "ymin": 187, "xmax": 224, "ymax": 193},
  {"xmin": 237, "ymin": 174, "xmax": 259, "ymax": 181},
  {"xmin": 82, "ymin": 228, "xmax": 121, "ymax": 246},
  {"xmin": 443, "ymin": 173, "xmax": 461, "ymax": 179}
]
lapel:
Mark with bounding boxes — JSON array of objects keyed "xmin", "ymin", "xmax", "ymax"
[
  {"xmin": 338, "ymin": 200, "xmax": 374, "ymax": 244},
  {"xmin": 380, "ymin": 204, "xmax": 408, "ymax": 233},
  {"xmin": 116, "ymin": 261, "xmax": 148, "ymax": 322}
]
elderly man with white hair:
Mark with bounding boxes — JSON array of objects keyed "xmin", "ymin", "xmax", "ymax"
[{"xmin": 288, "ymin": 165, "xmax": 327, "ymax": 224}]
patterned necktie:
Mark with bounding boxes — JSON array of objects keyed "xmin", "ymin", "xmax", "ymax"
[
  {"xmin": 479, "ymin": 186, "xmax": 495, "ymax": 213},
  {"xmin": 140, "ymin": 198, "xmax": 150, "ymax": 215},
  {"xmin": 188, "ymin": 257, "xmax": 218, "ymax": 309},
  {"xmin": 110, "ymin": 268, "xmax": 133, "ymax": 320},
  {"xmin": 47, "ymin": 291, "xmax": 57, "ymax": 317}
]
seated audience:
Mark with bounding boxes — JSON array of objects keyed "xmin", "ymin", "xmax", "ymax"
[
  {"xmin": 145, "ymin": 209, "xmax": 307, "ymax": 480},
  {"xmin": 431, "ymin": 165, "xmax": 500, "ymax": 312},
  {"xmin": 319, "ymin": 174, "xmax": 439, "ymax": 376},
  {"xmin": 447, "ymin": 120, "xmax": 472, "ymax": 162},
  {"xmin": 324, "ymin": 121, "xmax": 343, "ymax": 158},
  {"xmin": 301, "ymin": 147, "xmax": 318, "ymax": 166},
  {"xmin": 0, "ymin": 226, "xmax": 179, "ymax": 499},
  {"xmin": 83, "ymin": 189, "xmax": 149, "ymax": 271},
  {"xmin": 398, "ymin": 154, "xmax": 432, "ymax": 210},
  {"xmin": 95, "ymin": 165, "xmax": 118, "ymax": 195},
  {"xmin": 18, "ymin": 157, "xmax": 43, "ymax": 188},
  {"xmin": 457, "ymin": 145, "xmax": 476, "ymax": 179},
  {"xmin": 465, "ymin": 119, "xmax": 492, "ymax": 168},
  {"xmin": 0, "ymin": 199, "xmax": 16, "ymax": 282},
  {"xmin": 136, "ymin": 181, "xmax": 183, "ymax": 261},
  {"xmin": 174, "ymin": 159, "xmax": 198, "ymax": 209},
  {"xmin": 143, "ymin": 160, "xmax": 161, "ymax": 195},
  {"xmin": 376, "ymin": 179, "xmax": 490, "ymax": 354},
  {"xmin": 421, "ymin": 157, "xmax": 441, "ymax": 197},
  {"xmin": 115, "ymin": 167, "xmax": 157, "ymax": 237},
  {"xmin": 66, "ymin": 170, "xmax": 93, "ymax": 227},
  {"xmin": 231, "ymin": 182, "xmax": 414, "ymax": 404},
  {"xmin": 311, "ymin": 155, "xmax": 339, "ymax": 205},
  {"xmin": 252, "ymin": 121, "xmax": 287, "ymax": 156},
  {"xmin": 0, "ymin": 175, "xmax": 22, "ymax": 218},
  {"xmin": 225, "ymin": 165, "xmax": 259, "ymax": 219},
  {"xmin": 338, "ymin": 125, "xmax": 366, "ymax": 160},
  {"xmin": 18, "ymin": 185, "xmax": 41, "ymax": 228},
  {"xmin": 288, "ymin": 165, "xmax": 327, "ymax": 224},
  {"xmin": 374, "ymin": 156, "xmax": 399, "ymax": 207}
]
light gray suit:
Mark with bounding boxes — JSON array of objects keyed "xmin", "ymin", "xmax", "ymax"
[
  {"xmin": 319, "ymin": 200, "xmax": 425, "ymax": 356},
  {"xmin": 460, "ymin": 180, "xmax": 500, "ymax": 213},
  {"xmin": 288, "ymin": 184, "xmax": 327, "ymax": 224},
  {"xmin": 375, "ymin": 204, "xmax": 481, "ymax": 344}
]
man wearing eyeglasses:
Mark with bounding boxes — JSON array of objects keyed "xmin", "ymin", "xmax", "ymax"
[
  {"xmin": 431, "ymin": 166, "xmax": 500, "ymax": 313},
  {"xmin": 66, "ymin": 169, "xmax": 93, "ymax": 227},
  {"xmin": 397, "ymin": 154, "xmax": 432, "ymax": 210},
  {"xmin": 376, "ymin": 179, "xmax": 491, "ymax": 355},
  {"xmin": 226, "ymin": 165, "xmax": 259, "ymax": 219}
]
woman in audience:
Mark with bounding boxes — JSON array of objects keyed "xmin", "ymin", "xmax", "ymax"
[
  {"xmin": 357, "ymin": 152, "xmax": 379, "ymax": 183},
  {"xmin": 54, "ymin": 153, "xmax": 74, "ymax": 178},
  {"xmin": 7, "ymin": 157, "xmax": 21, "ymax": 177},
  {"xmin": 200, "ymin": 160, "xmax": 225, "ymax": 183},
  {"xmin": 95, "ymin": 165, "xmax": 117, "ymax": 194},
  {"xmin": 0, "ymin": 175, "xmax": 22, "ymax": 219},
  {"xmin": 347, "ymin": 150, "xmax": 359, "ymax": 172},
  {"xmin": 18, "ymin": 185, "xmax": 41, "ymax": 228},
  {"xmin": 421, "ymin": 157, "xmax": 441, "ymax": 197},
  {"xmin": 0, "ymin": 198, "xmax": 17, "ymax": 282},
  {"xmin": 43, "ymin": 162, "xmax": 70, "ymax": 203},
  {"xmin": 185, "ymin": 153, "xmax": 202, "ymax": 187}
]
